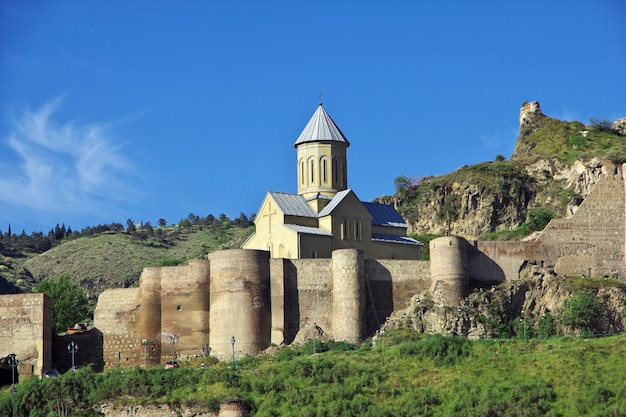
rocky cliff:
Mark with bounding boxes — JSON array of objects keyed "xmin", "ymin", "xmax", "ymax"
[
  {"xmin": 380, "ymin": 101, "xmax": 626, "ymax": 241},
  {"xmin": 386, "ymin": 270, "xmax": 626, "ymax": 339}
]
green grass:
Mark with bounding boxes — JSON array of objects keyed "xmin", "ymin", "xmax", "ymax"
[{"xmin": 3, "ymin": 331, "xmax": 626, "ymax": 416}]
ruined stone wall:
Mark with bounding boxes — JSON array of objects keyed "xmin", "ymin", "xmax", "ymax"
[
  {"xmin": 538, "ymin": 174, "xmax": 625, "ymax": 279},
  {"xmin": 0, "ymin": 293, "xmax": 51, "ymax": 378}
]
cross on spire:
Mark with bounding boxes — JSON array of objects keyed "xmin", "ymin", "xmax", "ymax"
[{"xmin": 318, "ymin": 92, "xmax": 323, "ymax": 105}]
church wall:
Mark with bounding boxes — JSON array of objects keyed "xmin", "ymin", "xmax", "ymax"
[
  {"xmin": 299, "ymin": 234, "xmax": 332, "ymax": 259},
  {"xmin": 366, "ymin": 240, "xmax": 421, "ymax": 260},
  {"xmin": 0, "ymin": 293, "xmax": 51, "ymax": 379}
]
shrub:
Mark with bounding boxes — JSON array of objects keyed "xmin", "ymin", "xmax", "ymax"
[{"xmin": 561, "ymin": 290, "xmax": 608, "ymax": 333}]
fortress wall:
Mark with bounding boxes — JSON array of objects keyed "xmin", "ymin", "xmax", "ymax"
[
  {"xmin": 537, "ymin": 175, "xmax": 625, "ymax": 278},
  {"xmin": 473, "ymin": 241, "xmax": 529, "ymax": 282},
  {"xmin": 332, "ymin": 249, "xmax": 365, "ymax": 342},
  {"xmin": 287, "ymin": 258, "xmax": 334, "ymax": 339},
  {"xmin": 364, "ymin": 259, "xmax": 430, "ymax": 330},
  {"xmin": 94, "ymin": 288, "xmax": 141, "ymax": 369},
  {"xmin": 137, "ymin": 268, "xmax": 162, "ymax": 365},
  {"xmin": 0, "ymin": 293, "xmax": 51, "ymax": 378},
  {"xmin": 209, "ymin": 250, "xmax": 271, "ymax": 360},
  {"xmin": 269, "ymin": 258, "xmax": 288, "ymax": 345},
  {"xmin": 159, "ymin": 260, "xmax": 210, "ymax": 361},
  {"xmin": 430, "ymin": 237, "xmax": 470, "ymax": 305}
]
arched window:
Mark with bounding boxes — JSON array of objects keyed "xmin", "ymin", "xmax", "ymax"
[
  {"xmin": 354, "ymin": 218, "xmax": 361, "ymax": 241},
  {"xmin": 310, "ymin": 159, "xmax": 315, "ymax": 184},
  {"xmin": 341, "ymin": 218, "xmax": 349, "ymax": 240},
  {"xmin": 300, "ymin": 159, "xmax": 305, "ymax": 185},
  {"xmin": 332, "ymin": 158, "xmax": 339, "ymax": 185},
  {"xmin": 322, "ymin": 158, "xmax": 328, "ymax": 184}
]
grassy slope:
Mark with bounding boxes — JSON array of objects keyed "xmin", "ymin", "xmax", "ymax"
[
  {"xmin": 21, "ymin": 225, "xmax": 254, "ymax": 293},
  {"xmin": 2, "ymin": 331, "xmax": 624, "ymax": 416}
]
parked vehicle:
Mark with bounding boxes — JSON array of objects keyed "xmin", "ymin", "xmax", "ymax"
[
  {"xmin": 165, "ymin": 361, "xmax": 179, "ymax": 369},
  {"xmin": 43, "ymin": 369, "xmax": 59, "ymax": 378}
]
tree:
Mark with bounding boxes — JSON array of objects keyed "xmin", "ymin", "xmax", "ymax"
[
  {"xmin": 561, "ymin": 290, "xmax": 607, "ymax": 334},
  {"xmin": 33, "ymin": 274, "xmax": 90, "ymax": 332}
]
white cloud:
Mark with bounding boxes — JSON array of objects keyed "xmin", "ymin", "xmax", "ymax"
[{"xmin": 0, "ymin": 96, "xmax": 137, "ymax": 227}]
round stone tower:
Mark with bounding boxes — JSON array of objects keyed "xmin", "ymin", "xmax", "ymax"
[
  {"xmin": 209, "ymin": 249, "xmax": 271, "ymax": 360},
  {"xmin": 429, "ymin": 236, "xmax": 469, "ymax": 306},
  {"xmin": 332, "ymin": 249, "xmax": 366, "ymax": 343},
  {"xmin": 137, "ymin": 267, "xmax": 162, "ymax": 365}
]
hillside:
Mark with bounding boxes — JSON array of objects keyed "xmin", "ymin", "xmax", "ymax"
[
  {"xmin": 0, "ymin": 223, "xmax": 253, "ymax": 296},
  {"xmin": 378, "ymin": 101, "xmax": 626, "ymax": 240}
]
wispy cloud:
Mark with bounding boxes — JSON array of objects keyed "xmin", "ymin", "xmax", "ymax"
[{"xmin": 0, "ymin": 95, "xmax": 137, "ymax": 228}]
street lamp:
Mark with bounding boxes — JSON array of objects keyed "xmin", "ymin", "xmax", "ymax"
[
  {"xmin": 230, "ymin": 336, "xmax": 236, "ymax": 368},
  {"xmin": 68, "ymin": 341, "xmax": 79, "ymax": 369},
  {"xmin": 202, "ymin": 344, "xmax": 211, "ymax": 367},
  {"xmin": 141, "ymin": 339, "xmax": 150, "ymax": 367},
  {"xmin": 8, "ymin": 353, "xmax": 18, "ymax": 417},
  {"xmin": 520, "ymin": 310, "xmax": 526, "ymax": 341},
  {"xmin": 169, "ymin": 333, "xmax": 179, "ymax": 363}
]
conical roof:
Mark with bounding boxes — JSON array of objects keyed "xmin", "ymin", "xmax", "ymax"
[{"xmin": 294, "ymin": 103, "xmax": 350, "ymax": 147}]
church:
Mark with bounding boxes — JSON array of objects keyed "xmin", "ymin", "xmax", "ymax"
[{"xmin": 242, "ymin": 102, "xmax": 422, "ymax": 260}]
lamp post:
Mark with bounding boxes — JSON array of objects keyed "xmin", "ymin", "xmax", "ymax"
[
  {"xmin": 8, "ymin": 353, "xmax": 18, "ymax": 417},
  {"xmin": 521, "ymin": 310, "xmax": 526, "ymax": 341},
  {"xmin": 169, "ymin": 333, "xmax": 179, "ymax": 363},
  {"xmin": 68, "ymin": 341, "xmax": 79, "ymax": 369},
  {"xmin": 141, "ymin": 339, "xmax": 149, "ymax": 367},
  {"xmin": 230, "ymin": 336, "xmax": 236, "ymax": 368},
  {"xmin": 202, "ymin": 344, "xmax": 211, "ymax": 367}
]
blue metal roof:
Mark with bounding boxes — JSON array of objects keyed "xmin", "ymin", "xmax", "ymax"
[
  {"xmin": 372, "ymin": 234, "xmax": 422, "ymax": 245},
  {"xmin": 294, "ymin": 103, "xmax": 350, "ymax": 147},
  {"xmin": 361, "ymin": 202, "xmax": 408, "ymax": 228}
]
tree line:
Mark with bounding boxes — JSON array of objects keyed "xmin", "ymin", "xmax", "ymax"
[{"xmin": 0, "ymin": 212, "xmax": 255, "ymax": 255}]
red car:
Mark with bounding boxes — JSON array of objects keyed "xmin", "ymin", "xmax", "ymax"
[{"xmin": 165, "ymin": 361, "xmax": 179, "ymax": 369}]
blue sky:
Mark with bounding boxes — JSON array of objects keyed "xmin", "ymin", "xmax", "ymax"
[{"xmin": 1, "ymin": 1, "xmax": 625, "ymax": 235}]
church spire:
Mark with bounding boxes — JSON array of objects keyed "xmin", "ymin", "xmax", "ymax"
[
  {"xmin": 294, "ymin": 103, "xmax": 350, "ymax": 148},
  {"xmin": 295, "ymin": 103, "xmax": 349, "ymax": 200}
]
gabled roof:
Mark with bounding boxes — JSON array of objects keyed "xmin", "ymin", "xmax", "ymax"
[
  {"xmin": 268, "ymin": 191, "xmax": 317, "ymax": 217},
  {"xmin": 318, "ymin": 189, "xmax": 354, "ymax": 217},
  {"xmin": 294, "ymin": 103, "xmax": 350, "ymax": 147},
  {"xmin": 362, "ymin": 202, "xmax": 408, "ymax": 228}
]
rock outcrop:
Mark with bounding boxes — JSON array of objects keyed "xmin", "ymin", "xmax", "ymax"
[{"xmin": 387, "ymin": 270, "xmax": 626, "ymax": 338}]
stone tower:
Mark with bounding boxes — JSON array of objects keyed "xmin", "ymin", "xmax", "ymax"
[{"xmin": 294, "ymin": 102, "xmax": 350, "ymax": 208}]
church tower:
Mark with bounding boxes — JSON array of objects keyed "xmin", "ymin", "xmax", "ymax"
[{"xmin": 294, "ymin": 102, "xmax": 350, "ymax": 211}]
